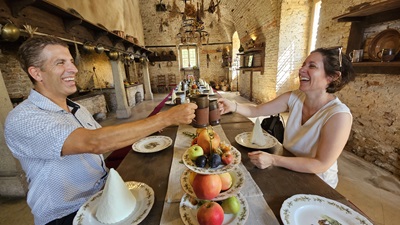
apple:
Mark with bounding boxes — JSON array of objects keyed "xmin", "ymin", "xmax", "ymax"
[
  {"xmin": 192, "ymin": 174, "xmax": 222, "ymax": 200},
  {"xmin": 191, "ymin": 137, "xmax": 198, "ymax": 146},
  {"xmin": 221, "ymin": 196, "xmax": 241, "ymax": 214},
  {"xmin": 187, "ymin": 144, "xmax": 204, "ymax": 161},
  {"xmin": 189, "ymin": 171, "xmax": 197, "ymax": 186},
  {"xmin": 197, "ymin": 128, "xmax": 221, "ymax": 155},
  {"xmin": 197, "ymin": 201, "xmax": 224, "ymax": 225},
  {"xmin": 220, "ymin": 141, "xmax": 231, "ymax": 153},
  {"xmin": 218, "ymin": 172, "xmax": 232, "ymax": 191},
  {"xmin": 221, "ymin": 152, "xmax": 234, "ymax": 165}
]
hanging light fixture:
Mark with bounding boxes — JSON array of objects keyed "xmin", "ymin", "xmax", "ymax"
[{"xmin": 176, "ymin": 1, "xmax": 210, "ymax": 45}]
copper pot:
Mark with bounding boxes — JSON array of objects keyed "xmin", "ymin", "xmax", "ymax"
[
  {"xmin": 1, "ymin": 23, "xmax": 20, "ymax": 42},
  {"xmin": 95, "ymin": 44, "xmax": 104, "ymax": 54},
  {"xmin": 107, "ymin": 50, "xmax": 119, "ymax": 60},
  {"xmin": 82, "ymin": 42, "xmax": 95, "ymax": 53}
]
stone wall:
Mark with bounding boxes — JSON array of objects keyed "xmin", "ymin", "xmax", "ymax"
[{"xmin": 317, "ymin": 0, "xmax": 400, "ymax": 177}]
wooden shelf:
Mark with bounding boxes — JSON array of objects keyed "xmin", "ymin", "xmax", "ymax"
[
  {"xmin": 352, "ymin": 61, "xmax": 400, "ymax": 74},
  {"xmin": 333, "ymin": 0, "xmax": 400, "ymax": 22},
  {"xmin": 238, "ymin": 45, "xmax": 265, "ymax": 74},
  {"xmin": 333, "ymin": 0, "xmax": 400, "ymax": 74},
  {"xmin": 4, "ymin": 0, "xmax": 151, "ymax": 54}
]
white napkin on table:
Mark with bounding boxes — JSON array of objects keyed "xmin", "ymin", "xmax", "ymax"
[
  {"xmin": 95, "ymin": 168, "xmax": 136, "ymax": 224},
  {"xmin": 250, "ymin": 118, "xmax": 267, "ymax": 146},
  {"xmin": 171, "ymin": 91, "xmax": 177, "ymax": 103}
]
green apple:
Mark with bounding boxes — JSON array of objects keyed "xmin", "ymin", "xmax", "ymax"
[
  {"xmin": 221, "ymin": 196, "xmax": 240, "ymax": 214},
  {"xmin": 187, "ymin": 144, "xmax": 204, "ymax": 161}
]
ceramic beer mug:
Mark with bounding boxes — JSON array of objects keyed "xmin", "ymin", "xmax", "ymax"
[
  {"xmin": 190, "ymin": 94, "xmax": 209, "ymax": 128},
  {"xmin": 209, "ymin": 99, "xmax": 220, "ymax": 126},
  {"xmin": 349, "ymin": 49, "xmax": 363, "ymax": 62}
]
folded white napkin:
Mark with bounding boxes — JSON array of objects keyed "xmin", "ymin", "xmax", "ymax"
[
  {"xmin": 209, "ymin": 88, "xmax": 214, "ymax": 94},
  {"xmin": 171, "ymin": 91, "xmax": 177, "ymax": 102},
  {"xmin": 96, "ymin": 168, "xmax": 136, "ymax": 224},
  {"xmin": 250, "ymin": 118, "xmax": 267, "ymax": 146}
]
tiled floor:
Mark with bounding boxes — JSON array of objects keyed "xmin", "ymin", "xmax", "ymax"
[{"xmin": 1, "ymin": 92, "xmax": 399, "ymax": 225}]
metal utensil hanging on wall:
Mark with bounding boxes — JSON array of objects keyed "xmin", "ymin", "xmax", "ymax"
[{"xmin": 73, "ymin": 36, "xmax": 80, "ymax": 66}]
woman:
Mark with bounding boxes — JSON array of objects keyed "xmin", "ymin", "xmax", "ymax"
[{"xmin": 218, "ymin": 47, "xmax": 355, "ymax": 188}]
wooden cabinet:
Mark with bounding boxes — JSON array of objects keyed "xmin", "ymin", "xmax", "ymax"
[
  {"xmin": 333, "ymin": 0, "xmax": 400, "ymax": 74},
  {"xmin": 237, "ymin": 46, "xmax": 265, "ymax": 74}
]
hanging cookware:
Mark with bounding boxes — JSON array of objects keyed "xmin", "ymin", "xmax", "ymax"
[
  {"xmin": 95, "ymin": 44, "xmax": 104, "ymax": 54},
  {"xmin": 1, "ymin": 22, "xmax": 20, "ymax": 42},
  {"xmin": 107, "ymin": 50, "xmax": 119, "ymax": 60},
  {"xmin": 82, "ymin": 42, "xmax": 95, "ymax": 53}
]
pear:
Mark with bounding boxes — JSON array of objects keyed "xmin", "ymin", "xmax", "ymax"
[{"xmin": 221, "ymin": 196, "xmax": 240, "ymax": 214}]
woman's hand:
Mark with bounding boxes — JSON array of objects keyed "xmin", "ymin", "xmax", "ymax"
[
  {"xmin": 248, "ymin": 151, "xmax": 274, "ymax": 169},
  {"xmin": 217, "ymin": 98, "xmax": 236, "ymax": 115}
]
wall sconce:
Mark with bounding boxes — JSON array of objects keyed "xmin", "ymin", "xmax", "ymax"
[{"xmin": 246, "ymin": 38, "xmax": 255, "ymax": 48}]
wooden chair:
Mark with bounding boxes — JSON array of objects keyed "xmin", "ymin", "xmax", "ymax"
[
  {"xmin": 157, "ymin": 75, "xmax": 167, "ymax": 93},
  {"xmin": 167, "ymin": 74, "xmax": 177, "ymax": 91}
]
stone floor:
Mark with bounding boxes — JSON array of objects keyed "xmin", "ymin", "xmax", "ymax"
[{"xmin": 1, "ymin": 92, "xmax": 399, "ymax": 225}]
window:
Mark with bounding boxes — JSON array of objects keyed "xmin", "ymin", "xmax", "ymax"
[
  {"xmin": 180, "ymin": 45, "xmax": 198, "ymax": 68},
  {"xmin": 308, "ymin": 0, "xmax": 321, "ymax": 53}
]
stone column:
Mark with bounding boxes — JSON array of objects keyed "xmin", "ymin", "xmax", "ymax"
[
  {"xmin": 142, "ymin": 59, "xmax": 153, "ymax": 100},
  {"xmin": 110, "ymin": 60, "xmax": 131, "ymax": 119},
  {"xmin": 0, "ymin": 71, "xmax": 28, "ymax": 197}
]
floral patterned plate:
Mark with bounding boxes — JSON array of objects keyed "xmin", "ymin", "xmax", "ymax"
[
  {"xmin": 132, "ymin": 136, "xmax": 172, "ymax": 153},
  {"xmin": 280, "ymin": 194, "xmax": 373, "ymax": 225},
  {"xmin": 182, "ymin": 147, "xmax": 241, "ymax": 174},
  {"xmin": 235, "ymin": 132, "xmax": 278, "ymax": 149},
  {"xmin": 73, "ymin": 181, "xmax": 154, "ymax": 225},
  {"xmin": 179, "ymin": 192, "xmax": 249, "ymax": 225},
  {"xmin": 180, "ymin": 167, "xmax": 245, "ymax": 201}
]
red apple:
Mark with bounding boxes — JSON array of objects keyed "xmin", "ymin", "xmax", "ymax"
[
  {"xmin": 192, "ymin": 174, "xmax": 222, "ymax": 200},
  {"xmin": 218, "ymin": 172, "xmax": 232, "ymax": 191},
  {"xmin": 197, "ymin": 128, "xmax": 221, "ymax": 155},
  {"xmin": 197, "ymin": 201, "xmax": 224, "ymax": 225},
  {"xmin": 191, "ymin": 137, "xmax": 198, "ymax": 146},
  {"xmin": 189, "ymin": 171, "xmax": 197, "ymax": 186},
  {"xmin": 221, "ymin": 152, "xmax": 234, "ymax": 165}
]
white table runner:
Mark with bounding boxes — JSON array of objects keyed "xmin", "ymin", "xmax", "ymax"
[{"xmin": 160, "ymin": 124, "xmax": 279, "ymax": 225}]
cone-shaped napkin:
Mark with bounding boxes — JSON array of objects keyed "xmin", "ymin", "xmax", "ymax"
[
  {"xmin": 250, "ymin": 118, "xmax": 267, "ymax": 146},
  {"xmin": 96, "ymin": 168, "xmax": 136, "ymax": 224},
  {"xmin": 171, "ymin": 91, "xmax": 177, "ymax": 103},
  {"xmin": 209, "ymin": 88, "xmax": 215, "ymax": 95}
]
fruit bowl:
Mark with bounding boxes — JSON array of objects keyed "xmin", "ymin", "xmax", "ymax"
[
  {"xmin": 182, "ymin": 147, "xmax": 241, "ymax": 175},
  {"xmin": 180, "ymin": 167, "xmax": 245, "ymax": 201},
  {"xmin": 179, "ymin": 193, "xmax": 249, "ymax": 225}
]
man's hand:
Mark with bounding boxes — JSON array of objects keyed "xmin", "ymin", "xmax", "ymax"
[{"xmin": 165, "ymin": 103, "xmax": 197, "ymax": 125}]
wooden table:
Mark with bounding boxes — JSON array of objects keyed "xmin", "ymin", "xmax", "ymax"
[{"xmin": 117, "ymin": 110, "xmax": 371, "ymax": 225}]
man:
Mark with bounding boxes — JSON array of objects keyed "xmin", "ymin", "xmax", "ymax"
[{"xmin": 4, "ymin": 36, "xmax": 197, "ymax": 225}]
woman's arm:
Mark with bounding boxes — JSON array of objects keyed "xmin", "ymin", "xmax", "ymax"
[
  {"xmin": 248, "ymin": 112, "xmax": 352, "ymax": 174},
  {"xmin": 218, "ymin": 91, "xmax": 292, "ymax": 117}
]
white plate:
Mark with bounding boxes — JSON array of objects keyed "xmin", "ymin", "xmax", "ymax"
[
  {"xmin": 235, "ymin": 132, "xmax": 278, "ymax": 149},
  {"xmin": 132, "ymin": 136, "xmax": 172, "ymax": 153},
  {"xmin": 182, "ymin": 147, "xmax": 241, "ymax": 175},
  {"xmin": 280, "ymin": 194, "xmax": 373, "ymax": 225},
  {"xmin": 179, "ymin": 192, "xmax": 249, "ymax": 225},
  {"xmin": 180, "ymin": 167, "xmax": 245, "ymax": 201},
  {"xmin": 73, "ymin": 181, "xmax": 155, "ymax": 225}
]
